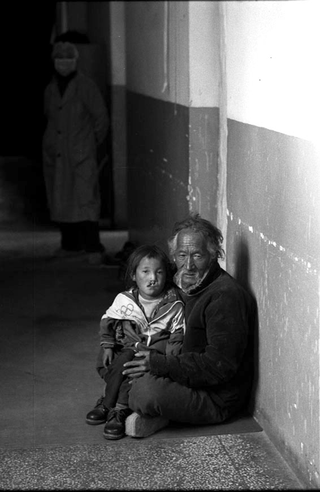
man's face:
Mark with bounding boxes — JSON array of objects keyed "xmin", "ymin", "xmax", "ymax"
[{"xmin": 173, "ymin": 230, "xmax": 212, "ymax": 292}]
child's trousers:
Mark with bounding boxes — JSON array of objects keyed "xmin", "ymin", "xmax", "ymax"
[{"xmin": 102, "ymin": 349, "xmax": 135, "ymax": 409}]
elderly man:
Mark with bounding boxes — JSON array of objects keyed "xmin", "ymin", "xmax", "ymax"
[{"xmin": 123, "ymin": 213, "xmax": 256, "ymax": 438}]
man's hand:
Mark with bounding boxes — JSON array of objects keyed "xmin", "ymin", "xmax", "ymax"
[{"xmin": 122, "ymin": 351, "xmax": 150, "ymax": 382}]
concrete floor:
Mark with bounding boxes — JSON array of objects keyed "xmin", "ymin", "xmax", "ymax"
[{"xmin": 0, "ymin": 223, "xmax": 305, "ymax": 490}]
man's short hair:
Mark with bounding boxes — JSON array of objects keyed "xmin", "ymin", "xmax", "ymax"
[{"xmin": 168, "ymin": 213, "xmax": 225, "ymax": 260}]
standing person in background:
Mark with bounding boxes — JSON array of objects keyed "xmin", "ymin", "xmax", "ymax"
[{"xmin": 42, "ymin": 35, "xmax": 109, "ymax": 264}]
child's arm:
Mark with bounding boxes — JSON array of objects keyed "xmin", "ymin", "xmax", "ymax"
[
  {"xmin": 102, "ymin": 347, "xmax": 114, "ymax": 367},
  {"xmin": 99, "ymin": 317, "xmax": 117, "ymax": 347},
  {"xmin": 99, "ymin": 317, "xmax": 118, "ymax": 367},
  {"xmin": 99, "ymin": 317, "xmax": 142, "ymax": 364}
]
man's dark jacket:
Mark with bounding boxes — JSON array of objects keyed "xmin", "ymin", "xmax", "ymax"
[{"xmin": 149, "ymin": 260, "xmax": 256, "ymax": 413}]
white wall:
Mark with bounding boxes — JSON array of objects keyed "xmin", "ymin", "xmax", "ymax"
[{"xmin": 226, "ymin": 0, "xmax": 320, "ymax": 144}]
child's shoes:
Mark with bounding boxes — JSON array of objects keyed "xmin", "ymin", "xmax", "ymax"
[
  {"xmin": 86, "ymin": 396, "xmax": 109, "ymax": 425},
  {"xmin": 103, "ymin": 407, "xmax": 132, "ymax": 440}
]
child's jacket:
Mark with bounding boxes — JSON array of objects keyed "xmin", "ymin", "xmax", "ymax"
[{"xmin": 99, "ymin": 287, "xmax": 185, "ymax": 356}]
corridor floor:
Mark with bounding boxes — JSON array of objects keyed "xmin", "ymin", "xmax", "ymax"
[{"xmin": 0, "ymin": 225, "xmax": 304, "ymax": 490}]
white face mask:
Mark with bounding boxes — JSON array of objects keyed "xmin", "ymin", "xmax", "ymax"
[{"xmin": 54, "ymin": 58, "xmax": 77, "ymax": 77}]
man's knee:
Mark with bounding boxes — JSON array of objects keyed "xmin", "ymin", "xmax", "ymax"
[{"xmin": 128, "ymin": 374, "xmax": 164, "ymax": 415}]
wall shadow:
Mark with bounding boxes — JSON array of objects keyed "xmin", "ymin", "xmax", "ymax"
[{"xmin": 234, "ymin": 236, "xmax": 259, "ymax": 415}]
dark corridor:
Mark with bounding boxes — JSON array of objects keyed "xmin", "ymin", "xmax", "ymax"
[
  {"xmin": 1, "ymin": 3, "xmax": 56, "ymax": 158},
  {"xmin": 1, "ymin": 3, "xmax": 114, "ymax": 226}
]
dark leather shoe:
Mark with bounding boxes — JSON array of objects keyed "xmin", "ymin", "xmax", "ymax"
[
  {"xmin": 103, "ymin": 408, "xmax": 132, "ymax": 440},
  {"xmin": 86, "ymin": 396, "xmax": 109, "ymax": 425}
]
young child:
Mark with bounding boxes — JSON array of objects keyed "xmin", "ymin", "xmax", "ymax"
[{"xmin": 86, "ymin": 245, "xmax": 185, "ymax": 440}]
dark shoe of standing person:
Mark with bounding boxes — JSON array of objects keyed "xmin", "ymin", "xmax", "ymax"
[
  {"xmin": 86, "ymin": 396, "xmax": 109, "ymax": 425},
  {"xmin": 103, "ymin": 407, "xmax": 132, "ymax": 440}
]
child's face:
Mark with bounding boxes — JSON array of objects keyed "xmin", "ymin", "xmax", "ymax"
[{"xmin": 133, "ymin": 256, "xmax": 166, "ymax": 300}]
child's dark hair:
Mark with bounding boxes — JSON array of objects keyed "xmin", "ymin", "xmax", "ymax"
[{"xmin": 124, "ymin": 245, "xmax": 173, "ymax": 290}]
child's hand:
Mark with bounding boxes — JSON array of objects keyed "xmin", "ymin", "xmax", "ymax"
[{"xmin": 103, "ymin": 348, "xmax": 114, "ymax": 367}]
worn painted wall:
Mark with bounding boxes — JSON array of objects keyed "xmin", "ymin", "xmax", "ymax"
[
  {"xmin": 126, "ymin": 1, "xmax": 189, "ymax": 106},
  {"xmin": 188, "ymin": 108, "xmax": 219, "ymax": 221},
  {"xmin": 124, "ymin": 1, "xmax": 320, "ymax": 486},
  {"xmin": 224, "ymin": 2, "xmax": 320, "ymax": 487},
  {"xmin": 126, "ymin": 1, "xmax": 221, "ymax": 245},
  {"xmin": 109, "ymin": 1, "xmax": 126, "ymax": 87},
  {"xmin": 109, "ymin": 1, "xmax": 127, "ymax": 227},
  {"xmin": 188, "ymin": 1, "xmax": 220, "ymax": 226},
  {"xmin": 126, "ymin": 1, "xmax": 190, "ymax": 245},
  {"xmin": 127, "ymin": 92, "xmax": 189, "ymax": 249},
  {"xmin": 189, "ymin": 1, "xmax": 219, "ymax": 108}
]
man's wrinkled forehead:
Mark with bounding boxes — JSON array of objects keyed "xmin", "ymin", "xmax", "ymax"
[{"xmin": 176, "ymin": 229, "xmax": 208, "ymax": 251}]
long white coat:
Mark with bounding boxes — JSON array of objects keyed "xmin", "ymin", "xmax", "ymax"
[{"xmin": 42, "ymin": 72, "xmax": 109, "ymax": 223}]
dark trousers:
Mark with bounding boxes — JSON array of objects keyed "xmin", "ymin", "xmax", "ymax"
[
  {"xmin": 128, "ymin": 373, "xmax": 236, "ymax": 424},
  {"xmin": 102, "ymin": 349, "xmax": 136, "ymax": 409},
  {"xmin": 59, "ymin": 221, "xmax": 103, "ymax": 252}
]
